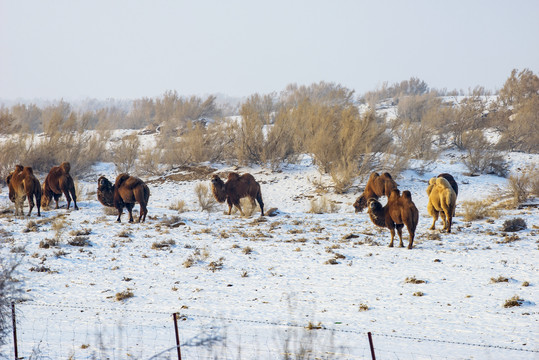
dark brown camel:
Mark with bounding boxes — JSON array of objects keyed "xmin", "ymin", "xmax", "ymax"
[
  {"xmin": 97, "ymin": 174, "xmax": 150, "ymax": 223},
  {"xmin": 353, "ymin": 172, "xmax": 398, "ymax": 213},
  {"xmin": 42, "ymin": 162, "xmax": 78, "ymax": 210},
  {"xmin": 367, "ymin": 189, "xmax": 419, "ymax": 249},
  {"xmin": 6, "ymin": 165, "xmax": 42, "ymax": 216},
  {"xmin": 211, "ymin": 172, "xmax": 264, "ymax": 216}
]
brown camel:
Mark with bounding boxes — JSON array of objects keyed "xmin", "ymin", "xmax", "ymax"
[
  {"xmin": 97, "ymin": 174, "xmax": 150, "ymax": 223},
  {"xmin": 6, "ymin": 165, "xmax": 42, "ymax": 216},
  {"xmin": 367, "ymin": 189, "xmax": 419, "ymax": 249},
  {"xmin": 42, "ymin": 162, "xmax": 78, "ymax": 210},
  {"xmin": 211, "ymin": 172, "xmax": 264, "ymax": 216},
  {"xmin": 353, "ymin": 172, "xmax": 398, "ymax": 213}
]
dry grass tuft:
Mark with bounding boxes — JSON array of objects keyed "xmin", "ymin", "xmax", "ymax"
[
  {"xmin": 68, "ymin": 236, "xmax": 91, "ymax": 247},
  {"xmin": 405, "ymin": 276, "xmax": 426, "ymax": 284},
  {"xmin": 308, "ymin": 196, "xmax": 339, "ymax": 214},
  {"xmin": 461, "ymin": 199, "xmax": 499, "ymax": 222},
  {"xmin": 501, "ymin": 218, "xmax": 527, "ymax": 232},
  {"xmin": 490, "ymin": 276, "xmax": 509, "ymax": 283},
  {"xmin": 115, "ymin": 290, "xmax": 134, "ymax": 301},
  {"xmin": 503, "ymin": 295, "xmax": 523, "ymax": 308},
  {"xmin": 151, "ymin": 239, "xmax": 176, "ymax": 250},
  {"xmin": 169, "ymin": 199, "xmax": 187, "ymax": 213},
  {"xmin": 195, "ymin": 183, "xmax": 217, "ymax": 212}
]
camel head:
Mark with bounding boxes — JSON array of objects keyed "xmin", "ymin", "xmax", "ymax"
[{"xmin": 353, "ymin": 195, "xmax": 368, "ymax": 213}]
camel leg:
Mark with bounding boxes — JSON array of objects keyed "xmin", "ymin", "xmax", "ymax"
[
  {"xmin": 35, "ymin": 194, "xmax": 41, "ymax": 217},
  {"xmin": 227, "ymin": 199, "xmax": 233, "ymax": 215},
  {"xmin": 235, "ymin": 203, "xmax": 245, "ymax": 217},
  {"xmin": 138, "ymin": 203, "xmax": 147, "ymax": 223},
  {"xmin": 445, "ymin": 211, "xmax": 452, "ymax": 233},
  {"xmin": 388, "ymin": 227, "xmax": 395, "ymax": 247},
  {"xmin": 71, "ymin": 189, "xmax": 79, "ymax": 210},
  {"xmin": 440, "ymin": 212, "xmax": 447, "ymax": 232},
  {"xmin": 396, "ymin": 224, "xmax": 404, "ymax": 248},
  {"xmin": 64, "ymin": 190, "xmax": 72, "ymax": 210},
  {"xmin": 55, "ymin": 196, "xmax": 60, "ymax": 209},
  {"xmin": 116, "ymin": 207, "xmax": 123, "ymax": 222},
  {"xmin": 429, "ymin": 212, "xmax": 439, "ymax": 230},
  {"xmin": 126, "ymin": 203, "xmax": 135, "ymax": 223},
  {"xmin": 27, "ymin": 192, "xmax": 35, "ymax": 216},
  {"xmin": 406, "ymin": 224, "xmax": 415, "ymax": 249},
  {"xmin": 256, "ymin": 194, "xmax": 264, "ymax": 216}
]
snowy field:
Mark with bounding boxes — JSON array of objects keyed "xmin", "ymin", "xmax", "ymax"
[{"xmin": 0, "ymin": 148, "xmax": 538, "ymax": 359}]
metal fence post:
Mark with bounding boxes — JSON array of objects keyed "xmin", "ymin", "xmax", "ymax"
[
  {"xmin": 173, "ymin": 313, "xmax": 182, "ymax": 360},
  {"xmin": 12, "ymin": 302, "xmax": 18, "ymax": 360},
  {"xmin": 368, "ymin": 332, "xmax": 376, "ymax": 360}
]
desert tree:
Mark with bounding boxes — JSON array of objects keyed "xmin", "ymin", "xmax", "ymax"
[{"xmin": 112, "ymin": 134, "xmax": 140, "ymax": 173}]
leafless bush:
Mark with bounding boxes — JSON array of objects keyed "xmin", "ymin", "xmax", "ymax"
[
  {"xmin": 169, "ymin": 199, "xmax": 187, "ymax": 213},
  {"xmin": 309, "ymin": 196, "xmax": 339, "ymax": 214},
  {"xmin": 137, "ymin": 147, "xmax": 163, "ymax": 176},
  {"xmin": 462, "ymin": 130, "xmax": 508, "ymax": 177},
  {"xmin": 507, "ymin": 173, "xmax": 531, "ymax": 206},
  {"xmin": 194, "ymin": 183, "xmax": 217, "ymax": 212},
  {"xmin": 461, "ymin": 200, "xmax": 499, "ymax": 222},
  {"xmin": 0, "ymin": 135, "xmax": 28, "ymax": 184},
  {"xmin": 111, "ymin": 134, "xmax": 139, "ymax": 173},
  {"xmin": 0, "ymin": 255, "xmax": 21, "ymax": 346},
  {"xmin": 501, "ymin": 218, "xmax": 527, "ymax": 232}
]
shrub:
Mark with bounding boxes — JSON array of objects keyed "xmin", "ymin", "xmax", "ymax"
[
  {"xmin": 507, "ymin": 173, "xmax": 531, "ymax": 206},
  {"xmin": 490, "ymin": 276, "xmax": 509, "ymax": 283},
  {"xmin": 461, "ymin": 200, "xmax": 499, "ymax": 222},
  {"xmin": 194, "ymin": 183, "xmax": 216, "ymax": 212},
  {"xmin": 503, "ymin": 295, "xmax": 524, "ymax": 308},
  {"xmin": 462, "ymin": 130, "xmax": 508, "ymax": 177},
  {"xmin": 169, "ymin": 199, "xmax": 187, "ymax": 213},
  {"xmin": 115, "ymin": 290, "xmax": 134, "ymax": 301},
  {"xmin": 501, "ymin": 218, "xmax": 527, "ymax": 232},
  {"xmin": 111, "ymin": 134, "xmax": 139, "ymax": 174},
  {"xmin": 151, "ymin": 239, "xmax": 176, "ymax": 250},
  {"xmin": 404, "ymin": 276, "xmax": 426, "ymax": 284},
  {"xmin": 309, "ymin": 196, "xmax": 339, "ymax": 214},
  {"xmin": 0, "ymin": 256, "xmax": 22, "ymax": 346}
]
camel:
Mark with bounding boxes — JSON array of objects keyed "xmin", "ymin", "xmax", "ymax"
[
  {"xmin": 427, "ymin": 177, "xmax": 457, "ymax": 233},
  {"xmin": 6, "ymin": 165, "xmax": 42, "ymax": 216},
  {"xmin": 211, "ymin": 172, "xmax": 264, "ymax": 216},
  {"xmin": 97, "ymin": 174, "xmax": 150, "ymax": 223},
  {"xmin": 353, "ymin": 172, "xmax": 398, "ymax": 213},
  {"xmin": 42, "ymin": 162, "xmax": 78, "ymax": 210},
  {"xmin": 367, "ymin": 189, "xmax": 419, "ymax": 249}
]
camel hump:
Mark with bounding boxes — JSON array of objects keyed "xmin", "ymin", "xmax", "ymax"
[
  {"xmin": 115, "ymin": 173, "xmax": 131, "ymax": 188},
  {"xmin": 60, "ymin": 162, "xmax": 71, "ymax": 174},
  {"xmin": 381, "ymin": 172, "xmax": 393, "ymax": 179},
  {"xmin": 227, "ymin": 172, "xmax": 241, "ymax": 181},
  {"xmin": 402, "ymin": 190, "xmax": 412, "ymax": 200},
  {"xmin": 23, "ymin": 166, "xmax": 34, "ymax": 175},
  {"xmin": 435, "ymin": 177, "xmax": 452, "ymax": 190},
  {"xmin": 429, "ymin": 177, "xmax": 437, "ymax": 186},
  {"xmin": 15, "ymin": 164, "xmax": 24, "ymax": 172}
]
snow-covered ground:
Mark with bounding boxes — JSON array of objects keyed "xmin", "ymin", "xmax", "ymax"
[{"xmin": 0, "ymin": 150, "xmax": 537, "ymax": 359}]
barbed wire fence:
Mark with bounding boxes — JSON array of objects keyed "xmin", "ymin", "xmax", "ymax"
[{"xmin": 1, "ymin": 302, "xmax": 537, "ymax": 360}]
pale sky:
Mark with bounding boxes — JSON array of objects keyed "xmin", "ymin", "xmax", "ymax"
[{"xmin": 1, "ymin": 0, "xmax": 538, "ymax": 101}]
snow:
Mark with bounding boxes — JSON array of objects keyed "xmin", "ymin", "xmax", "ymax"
[{"xmin": 0, "ymin": 148, "xmax": 538, "ymax": 359}]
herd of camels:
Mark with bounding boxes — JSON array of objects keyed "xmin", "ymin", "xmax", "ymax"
[{"xmin": 5, "ymin": 162, "xmax": 459, "ymax": 250}]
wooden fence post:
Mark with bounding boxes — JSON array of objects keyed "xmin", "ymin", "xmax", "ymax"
[
  {"xmin": 368, "ymin": 331, "xmax": 376, "ymax": 360},
  {"xmin": 12, "ymin": 302, "xmax": 18, "ymax": 360},
  {"xmin": 173, "ymin": 313, "xmax": 182, "ymax": 360}
]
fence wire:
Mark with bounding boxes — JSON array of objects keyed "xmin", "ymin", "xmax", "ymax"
[{"xmin": 0, "ymin": 302, "xmax": 536, "ymax": 360}]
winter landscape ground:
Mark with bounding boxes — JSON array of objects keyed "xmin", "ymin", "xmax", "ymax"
[{"xmin": 0, "ymin": 131, "xmax": 538, "ymax": 359}]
